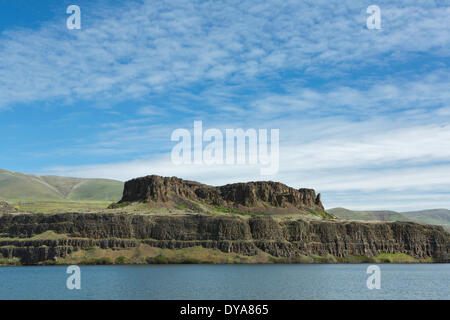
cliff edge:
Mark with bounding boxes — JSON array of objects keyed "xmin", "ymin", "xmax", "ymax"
[
  {"xmin": 119, "ymin": 175, "xmax": 325, "ymax": 215},
  {"xmin": 0, "ymin": 213, "xmax": 448, "ymax": 264}
]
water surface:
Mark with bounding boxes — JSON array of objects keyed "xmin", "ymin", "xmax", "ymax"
[{"xmin": 0, "ymin": 264, "xmax": 448, "ymax": 299}]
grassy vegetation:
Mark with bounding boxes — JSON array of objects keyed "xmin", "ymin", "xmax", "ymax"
[
  {"xmin": 374, "ymin": 253, "xmax": 418, "ymax": 263},
  {"xmin": 10, "ymin": 199, "xmax": 112, "ymax": 214},
  {"xmin": 310, "ymin": 209, "xmax": 335, "ymax": 219},
  {"xmin": 213, "ymin": 206, "xmax": 260, "ymax": 217},
  {"xmin": 401, "ymin": 209, "xmax": 450, "ymax": 228},
  {"xmin": 336, "ymin": 255, "xmax": 376, "ymax": 263},
  {"xmin": 115, "ymin": 256, "xmax": 127, "ymax": 264},
  {"xmin": 0, "ymin": 230, "xmax": 69, "ymax": 241},
  {"xmin": 51, "ymin": 244, "xmax": 277, "ymax": 265},
  {"xmin": 269, "ymin": 255, "xmax": 315, "ymax": 263},
  {"xmin": 107, "ymin": 201, "xmax": 131, "ymax": 209},
  {"xmin": 175, "ymin": 203, "xmax": 187, "ymax": 210},
  {"xmin": 328, "ymin": 207, "xmax": 450, "ymax": 230},
  {"xmin": 0, "ymin": 243, "xmax": 433, "ymax": 265},
  {"xmin": 0, "ymin": 256, "xmax": 22, "ymax": 265},
  {"xmin": 328, "ymin": 207, "xmax": 407, "ymax": 221},
  {"xmin": 0, "ymin": 169, "xmax": 123, "ymax": 202},
  {"xmin": 67, "ymin": 180, "xmax": 123, "ymax": 201},
  {"xmin": 30, "ymin": 230, "xmax": 69, "ymax": 240}
]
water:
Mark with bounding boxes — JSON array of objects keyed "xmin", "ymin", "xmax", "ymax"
[{"xmin": 0, "ymin": 264, "xmax": 448, "ymax": 300}]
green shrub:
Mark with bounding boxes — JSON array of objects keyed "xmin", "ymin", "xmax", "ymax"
[
  {"xmin": 0, "ymin": 257, "xmax": 22, "ymax": 265},
  {"xmin": 115, "ymin": 256, "xmax": 127, "ymax": 264},
  {"xmin": 310, "ymin": 210, "xmax": 335, "ymax": 219},
  {"xmin": 175, "ymin": 203, "xmax": 186, "ymax": 210},
  {"xmin": 146, "ymin": 254, "xmax": 169, "ymax": 264}
]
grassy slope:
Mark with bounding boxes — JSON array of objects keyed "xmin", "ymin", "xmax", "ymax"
[
  {"xmin": 0, "ymin": 169, "xmax": 63, "ymax": 200},
  {"xmin": 328, "ymin": 207, "xmax": 450, "ymax": 230},
  {"xmin": 327, "ymin": 207, "xmax": 407, "ymax": 221},
  {"xmin": 66, "ymin": 179, "xmax": 124, "ymax": 201},
  {"xmin": 401, "ymin": 209, "xmax": 450, "ymax": 226},
  {"xmin": 10, "ymin": 200, "xmax": 112, "ymax": 214},
  {"xmin": 0, "ymin": 169, "xmax": 123, "ymax": 202}
]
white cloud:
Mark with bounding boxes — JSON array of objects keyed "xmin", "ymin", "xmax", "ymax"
[
  {"xmin": 137, "ymin": 105, "xmax": 165, "ymax": 116},
  {"xmin": 0, "ymin": 0, "xmax": 448, "ymax": 108},
  {"xmin": 2, "ymin": 0, "xmax": 449, "ymax": 211},
  {"xmin": 251, "ymin": 73, "xmax": 450, "ymax": 117},
  {"xmin": 43, "ymin": 120, "xmax": 450, "ymax": 210}
]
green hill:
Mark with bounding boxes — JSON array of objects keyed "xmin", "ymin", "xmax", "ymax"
[
  {"xmin": 327, "ymin": 207, "xmax": 407, "ymax": 221},
  {"xmin": 328, "ymin": 207, "xmax": 450, "ymax": 231},
  {"xmin": 0, "ymin": 169, "xmax": 123, "ymax": 202},
  {"xmin": 401, "ymin": 209, "xmax": 450, "ymax": 226}
]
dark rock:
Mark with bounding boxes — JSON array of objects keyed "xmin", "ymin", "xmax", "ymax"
[
  {"xmin": 0, "ymin": 213, "xmax": 448, "ymax": 264},
  {"xmin": 119, "ymin": 175, "xmax": 325, "ymax": 213}
]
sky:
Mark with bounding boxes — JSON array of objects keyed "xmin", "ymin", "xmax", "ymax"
[{"xmin": 0, "ymin": 0, "xmax": 449, "ymax": 210}]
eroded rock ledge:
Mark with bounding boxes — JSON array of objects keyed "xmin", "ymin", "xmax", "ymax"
[
  {"xmin": 119, "ymin": 175, "xmax": 325, "ymax": 213},
  {"xmin": 0, "ymin": 213, "xmax": 448, "ymax": 264}
]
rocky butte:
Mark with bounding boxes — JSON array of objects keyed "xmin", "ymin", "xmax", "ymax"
[
  {"xmin": 0, "ymin": 175, "xmax": 448, "ymax": 265},
  {"xmin": 119, "ymin": 175, "xmax": 325, "ymax": 214}
]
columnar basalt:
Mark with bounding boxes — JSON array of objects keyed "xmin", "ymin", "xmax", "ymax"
[
  {"xmin": 119, "ymin": 175, "xmax": 325, "ymax": 213},
  {"xmin": 0, "ymin": 213, "xmax": 448, "ymax": 264}
]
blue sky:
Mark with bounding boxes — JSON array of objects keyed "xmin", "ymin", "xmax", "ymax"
[{"xmin": 0, "ymin": 0, "xmax": 449, "ymax": 210}]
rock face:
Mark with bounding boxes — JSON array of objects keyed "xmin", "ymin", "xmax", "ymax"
[
  {"xmin": 120, "ymin": 175, "xmax": 325, "ymax": 213},
  {"xmin": 0, "ymin": 213, "xmax": 448, "ymax": 264}
]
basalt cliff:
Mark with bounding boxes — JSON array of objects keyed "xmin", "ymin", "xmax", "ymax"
[
  {"xmin": 0, "ymin": 175, "xmax": 448, "ymax": 265},
  {"xmin": 119, "ymin": 175, "xmax": 325, "ymax": 214}
]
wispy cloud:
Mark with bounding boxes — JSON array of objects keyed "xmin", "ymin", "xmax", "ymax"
[
  {"xmin": 2, "ymin": 0, "xmax": 449, "ymax": 210},
  {"xmin": 0, "ymin": 0, "xmax": 448, "ymax": 109},
  {"xmin": 44, "ymin": 117, "xmax": 450, "ymax": 210}
]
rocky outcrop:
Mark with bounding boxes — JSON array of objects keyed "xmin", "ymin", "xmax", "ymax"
[
  {"xmin": 0, "ymin": 213, "xmax": 448, "ymax": 264},
  {"xmin": 119, "ymin": 175, "xmax": 325, "ymax": 213},
  {"xmin": 0, "ymin": 201, "xmax": 14, "ymax": 214}
]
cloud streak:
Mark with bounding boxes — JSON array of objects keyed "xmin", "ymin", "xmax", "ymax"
[
  {"xmin": 1, "ymin": 0, "xmax": 449, "ymax": 211},
  {"xmin": 0, "ymin": 0, "xmax": 448, "ymax": 108}
]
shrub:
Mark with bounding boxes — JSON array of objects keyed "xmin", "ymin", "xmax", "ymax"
[
  {"xmin": 146, "ymin": 254, "xmax": 169, "ymax": 264},
  {"xmin": 175, "ymin": 203, "xmax": 186, "ymax": 210},
  {"xmin": 79, "ymin": 257, "xmax": 113, "ymax": 265},
  {"xmin": 115, "ymin": 256, "xmax": 127, "ymax": 264}
]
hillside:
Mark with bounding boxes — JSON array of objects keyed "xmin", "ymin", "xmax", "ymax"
[
  {"xmin": 0, "ymin": 169, "xmax": 123, "ymax": 202},
  {"xmin": 328, "ymin": 207, "xmax": 450, "ymax": 230},
  {"xmin": 327, "ymin": 207, "xmax": 407, "ymax": 222},
  {"xmin": 401, "ymin": 209, "xmax": 450, "ymax": 226}
]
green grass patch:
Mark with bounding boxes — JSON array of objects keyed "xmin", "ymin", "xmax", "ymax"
[
  {"xmin": 30, "ymin": 230, "xmax": 68, "ymax": 240},
  {"xmin": 11, "ymin": 200, "xmax": 112, "ymax": 214},
  {"xmin": 79, "ymin": 257, "xmax": 113, "ymax": 265},
  {"xmin": 310, "ymin": 209, "xmax": 335, "ymax": 219},
  {"xmin": 214, "ymin": 206, "xmax": 259, "ymax": 216},
  {"xmin": 107, "ymin": 201, "xmax": 131, "ymax": 209},
  {"xmin": 335, "ymin": 255, "xmax": 376, "ymax": 263},
  {"xmin": 374, "ymin": 253, "xmax": 418, "ymax": 263},
  {"xmin": 115, "ymin": 256, "xmax": 127, "ymax": 264},
  {"xmin": 0, "ymin": 256, "xmax": 22, "ymax": 265}
]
